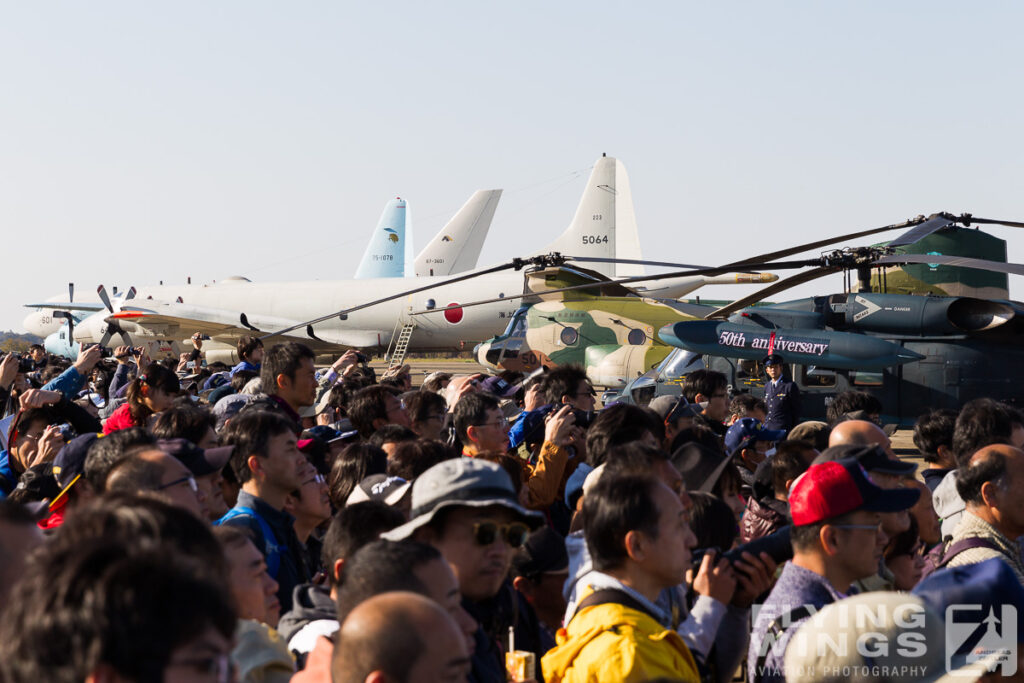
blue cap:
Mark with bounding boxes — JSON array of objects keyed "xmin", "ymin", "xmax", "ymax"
[{"xmin": 725, "ymin": 417, "xmax": 787, "ymax": 457}]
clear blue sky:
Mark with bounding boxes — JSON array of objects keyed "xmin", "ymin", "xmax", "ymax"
[{"xmin": 3, "ymin": 2, "xmax": 1022, "ymax": 331}]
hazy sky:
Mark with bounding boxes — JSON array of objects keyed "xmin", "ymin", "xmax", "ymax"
[{"xmin": 3, "ymin": 2, "xmax": 1022, "ymax": 333}]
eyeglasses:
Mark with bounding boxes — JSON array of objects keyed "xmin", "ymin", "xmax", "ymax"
[
  {"xmin": 157, "ymin": 474, "xmax": 198, "ymax": 493},
  {"xmin": 577, "ymin": 389, "xmax": 597, "ymax": 397},
  {"xmin": 472, "ymin": 521, "xmax": 530, "ymax": 548},
  {"xmin": 478, "ymin": 417, "xmax": 509, "ymax": 428}
]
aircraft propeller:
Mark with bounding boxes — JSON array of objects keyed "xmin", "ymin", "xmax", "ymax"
[
  {"xmin": 50, "ymin": 282, "xmax": 77, "ymax": 344},
  {"xmin": 98, "ymin": 285, "xmax": 138, "ymax": 347}
]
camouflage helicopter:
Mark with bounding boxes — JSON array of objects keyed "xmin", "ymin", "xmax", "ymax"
[
  {"xmin": 614, "ymin": 212, "xmax": 1024, "ymax": 426},
  {"xmin": 464, "ymin": 263, "xmax": 776, "ymax": 387}
]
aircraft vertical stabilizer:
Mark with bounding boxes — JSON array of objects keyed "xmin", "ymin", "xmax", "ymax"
[
  {"xmin": 414, "ymin": 190, "xmax": 502, "ymax": 276},
  {"xmin": 612, "ymin": 158, "xmax": 644, "ymax": 277},
  {"xmin": 537, "ymin": 155, "xmax": 640, "ymax": 277},
  {"xmin": 354, "ymin": 197, "xmax": 408, "ymax": 279}
]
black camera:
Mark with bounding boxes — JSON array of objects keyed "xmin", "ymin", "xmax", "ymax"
[
  {"xmin": 691, "ymin": 526, "xmax": 793, "ymax": 571},
  {"xmin": 571, "ymin": 408, "xmax": 596, "ymax": 430},
  {"xmin": 18, "ymin": 356, "xmax": 34, "ymax": 373},
  {"xmin": 354, "ymin": 352, "xmax": 370, "ymax": 364}
]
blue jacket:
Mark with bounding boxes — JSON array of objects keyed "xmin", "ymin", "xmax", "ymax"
[
  {"xmin": 747, "ymin": 562, "xmax": 845, "ymax": 683},
  {"xmin": 231, "ymin": 360, "xmax": 260, "ymax": 377},
  {"xmin": 763, "ymin": 377, "xmax": 800, "ymax": 432},
  {"xmin": 42, "ymin": 366, "xmax": 87, "ymax": 401}
]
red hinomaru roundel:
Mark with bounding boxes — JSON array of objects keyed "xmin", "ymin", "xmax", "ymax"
[{"xmin": 443, "ymin": 303, "xmax": 464, "ymax": 324}]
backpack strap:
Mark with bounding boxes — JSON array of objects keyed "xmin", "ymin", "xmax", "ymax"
[
  {"xmin": 753, "ymin": 605, "xmax": 814, "ymax": 682},
  {"xmin": 216, "ymin": 505, "xmax": 282, "ymax": 578},
  {"xmin": 573, "ymin": 588, "xmax": 663, "ymax": 624},
  {"xmin": 937, "ymin": 537, "xmax": 1002, "ymax": 569}
]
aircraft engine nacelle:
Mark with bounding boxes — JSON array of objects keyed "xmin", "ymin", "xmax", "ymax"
[
  {"xmin": 843, "ymin": 293, "xmax": 1016, "ymax": 335},
  {"xmin": 585, "ymin": 344, "xmax": 672, "ymax": 389}
]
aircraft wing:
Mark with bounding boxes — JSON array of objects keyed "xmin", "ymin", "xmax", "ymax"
[
  {"xmin": 112, "ymin": 303, "xmax": 386, "ymax": 350},
  {"xmin": 23, "ymin": 301, "xmax": 106, "ymax": 312}
]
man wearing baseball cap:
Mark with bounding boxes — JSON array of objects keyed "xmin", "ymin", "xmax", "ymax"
[
  {"xmin": 725, "ymin": 417, "xmax": 787, "ymax": 497},
  {"xmin": 382, "ymin": 457, "xmax": 544, "ymax": 683},
  {"xmin": 747, "ymin": 457, "xmax": 919, "ymax": 683}
]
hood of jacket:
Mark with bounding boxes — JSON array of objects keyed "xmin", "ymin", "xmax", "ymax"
[{"xmin": 276, "ymin": 583, "xmax": 335, "ymax": 644}]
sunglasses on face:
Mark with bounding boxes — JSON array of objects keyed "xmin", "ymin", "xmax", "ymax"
[{"xmin": 472, "ymin": 521, "xmax": 530, "ymax": 548}]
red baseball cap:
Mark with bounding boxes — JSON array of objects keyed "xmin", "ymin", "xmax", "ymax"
[{"xmin": 789, "ymin": 457, "xmax": 919, "ymax": 526}]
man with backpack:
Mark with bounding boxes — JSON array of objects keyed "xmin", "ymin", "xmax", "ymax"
[{"xmin": 935, "ymin": 444, "xmax": 1024, "ymax": 585}]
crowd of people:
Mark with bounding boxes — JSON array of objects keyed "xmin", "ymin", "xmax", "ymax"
[{"xmin": 0, "ymin": 339, "xmax": 1022, "ymax": 682}]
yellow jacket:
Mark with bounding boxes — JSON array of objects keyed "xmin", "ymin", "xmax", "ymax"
[{"xmin": 541, "ymin": 592, "xmax": 700, "ymax": 683}]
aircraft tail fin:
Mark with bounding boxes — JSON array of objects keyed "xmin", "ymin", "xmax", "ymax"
[
  {"xmin": 414, "ymin": 190, "xmax": 501, "ymax": 276},
  {"xmin": 354, "ymin": 197, "xmax": 409, "ymax": 279},
  {"xmin": 536, "ymin": 155, "xmax": 644, "ymax": 277}
]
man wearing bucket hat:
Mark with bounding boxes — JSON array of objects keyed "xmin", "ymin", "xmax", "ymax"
[
  {"xmin": 747, "ymin": 457, "xmax": 920, "ymax": 683},
  {"xmin": 382, "ymin": 457, "xmax": 544, "ymax": 683}
]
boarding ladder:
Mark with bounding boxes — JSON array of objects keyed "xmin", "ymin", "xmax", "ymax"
[{"xmin": 387, "ymin": 321, "xmax": 416, "ymax": 370}]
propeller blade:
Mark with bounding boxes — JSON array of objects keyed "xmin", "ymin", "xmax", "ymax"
[
  {"xmin": 67, "ymin": 316, "xmax": 75, "ymax": 344},
  {"xmin": 69, "ymin": 282, "xmax": 74, "ymax": 303},
  {"xmin": 97, "ymin": 285, "xmax": 114, "ymax": 313},
  {"xmin": 120, "ymin": 331, "xmax": 134, "ymax": 348},
  {"xmin": 99, "ymin": 329, "xmax": 113, "ymax": 347},
  {"xmin": 705, "ymin": 266, "xmax": 842, "ymax": 320},
  {"xmin": 125, "ymin": 287, "xmax": 137, "ymax": 301},
  {"xmin": 875, "ymin": 253, "xmax": 1024, "ymax": 277}
]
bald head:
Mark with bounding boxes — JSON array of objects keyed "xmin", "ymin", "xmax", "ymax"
[
  {"xmin": 333, "ymin": 591, "xmax": 470, "ymax": 683},
  {"xmin": 956, "ymin": 445, "xmax": 1024, "ymax": 527},
  {"xmin": 828, "ymin": 420, "xmax": 893, "ymax": 456}
]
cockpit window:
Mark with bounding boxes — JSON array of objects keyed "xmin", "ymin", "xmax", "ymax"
[{"xmin": 657, "ymin": 349, "xmax": 705, "ymax": 381}]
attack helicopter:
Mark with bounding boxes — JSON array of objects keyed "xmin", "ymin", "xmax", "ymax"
[{"xmin": 613, "ymin": 212, "xmax": 1024, "ymax": 426}]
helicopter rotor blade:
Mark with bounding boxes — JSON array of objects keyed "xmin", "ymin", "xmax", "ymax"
[
  {"xmin": 409, "ymin": 261, "xmax": 802, "ymax": 316},
  {"xmin": 886, "ymin": 214, "xmax": 959, "ymax": 247},
  {"xmin": 563, "ymin": 256, "xmax": 713, "ymax": 270},
  {"xmin": 719, "ymin": 214, "xmax": 936, "ymax": 267},
  {"xmin": 954, "ymin": 214, "xmax": 1024, "ymax": 229},
  {"xmin": 704, "ymin": 266, "xmax": 842, "ymax": 320},
  {"xmin": 875, "ymin": 253, "xmax": 1024, "ymax": 277}
]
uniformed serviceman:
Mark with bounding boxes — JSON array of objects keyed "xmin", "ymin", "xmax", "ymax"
[{"xmin": 763, "ymin": 353, "xmax": 800, "ymax": 432}]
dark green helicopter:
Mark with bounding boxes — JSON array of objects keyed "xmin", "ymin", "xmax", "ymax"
[{"xmin": 615, "ymin": 212, "xmax": 1024, "ymax": 426}]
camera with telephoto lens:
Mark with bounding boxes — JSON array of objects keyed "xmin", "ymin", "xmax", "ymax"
[{"xmin": 690, "ymin": 526, "xmax": 793, "ymax": 571}]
